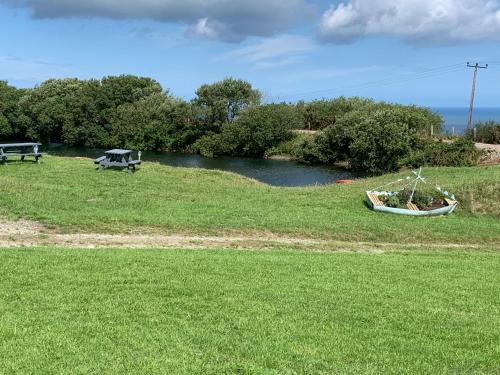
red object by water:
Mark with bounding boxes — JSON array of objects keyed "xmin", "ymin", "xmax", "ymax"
[{"xmin": 336, "ymin": 179, "xmax": 354, "ymax": 183}]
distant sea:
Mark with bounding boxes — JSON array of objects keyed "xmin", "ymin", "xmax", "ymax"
[{"xmin": 432, "ymin": 107, "xmax": 500, "ymax": 134}]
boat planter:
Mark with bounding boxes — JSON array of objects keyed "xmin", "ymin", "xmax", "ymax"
[
  {"xmin": 365, "ymin": 168, "xmax": 458, "ymax": 217},
  {"xmin": 366, "ymin": 191, "xmax": 458, "ymax": 216}
]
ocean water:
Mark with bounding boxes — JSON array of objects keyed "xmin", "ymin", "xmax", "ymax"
[{"xmin": 432, "ymin": 107, "xmax": 500, "ymax": 134}]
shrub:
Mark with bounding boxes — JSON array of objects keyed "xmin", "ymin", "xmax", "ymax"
[
  {"xmin": 294, "ymin": 97, "xmax": 442, "ymax": 135},
  {"xmin": 264, "ymin": 138, "xmax": 296, "ymax": 158},
  {"xmin": 472, "ymin": 121, "xmax": 500, "ymax": 144},
  {"xmin": 385, "ymin": 195, "xmax": 400, "ymax": 208},
  {"xmin": 295, "ymin": 97, "xmax": 370, "ymax": 130},
  {"xmin": 0, "ymin": 81, "xmax": 26, "ymax": 140},
  {"xmin": 193, "ymin": 78, "xmax": 261, "ymax": 132},
  {"xmin": 110, "ymin": 93, "xmax": 200, "ymax": 151},
  {"xmin": 193, "ymin": 133, "xmax": 233, "ymax": 158},
  {"xmin": 290, "ymin": 134, "xmax": 325, "ymax": 164},
  {"xmin": 194, "ymin": 104, "xmax": 299, "ymax": 158},
  {"xmin": 411, "ymin": 191, "xmax": 434, "ymax": 210},
  {"xmin": 292, "ymin": 106, "xmax": 442, "ymax": 173},
  {"xmin": 349, "ymin": 110, "xmax": 412, "ymax": 174},
  {"xmin": 402, "ymin": 137, "xmax": 482, "ymax": 167}
]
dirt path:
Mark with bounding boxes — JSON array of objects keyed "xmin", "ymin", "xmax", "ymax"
[
  {"xmin": 0, "ymin": 219, "xmax": 494, "ymax": 252},
  {"xmin": 0, "ymin": 219, "xmax": 363, "ymax": 251}
]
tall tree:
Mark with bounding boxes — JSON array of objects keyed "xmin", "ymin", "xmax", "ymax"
[
  {"xmin": 194, "ymin": 78, "xmax": 261, "ymax": 131},
  {"xmin": 0, "ymin": 81, "xmax": 26, "ymax": 140},
  {"xmin": 110, "ymin": 93, "xmax": 198, "ymax": 151},
  {"xmin": 19, "ymin": 78, "xmax": 83, "ymax": 143}
]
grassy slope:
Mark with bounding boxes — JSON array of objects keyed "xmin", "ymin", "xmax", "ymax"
[
  {"xmin": 0, "ymin": 156, "xmax": 499, "ymax": 245},
  {"xmin": 0, "ymin": 248, "xmax": 498, "ymax": 374}
]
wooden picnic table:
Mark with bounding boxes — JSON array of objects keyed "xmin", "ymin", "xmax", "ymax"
[
  {"xmin": 0, "ymin": 143, "xmax": 43, "ymax": 164},
  {"xmin": 94, "ymin": 149, "xmax": 141, "ymax": 174}
]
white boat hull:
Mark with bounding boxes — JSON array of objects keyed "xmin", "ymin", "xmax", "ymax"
[{"xmin": 366, "ymin": 191, "xmax": 457, "ymax": 217}]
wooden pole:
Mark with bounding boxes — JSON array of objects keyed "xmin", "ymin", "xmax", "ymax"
[{"xmin": 466, "ymin": 62, "xmax": 488, "ymax": 131}]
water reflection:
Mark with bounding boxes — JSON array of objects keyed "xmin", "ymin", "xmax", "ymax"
[{"xmin": 47, "ymin": 145, "xmax": 357, "ymax": 187}]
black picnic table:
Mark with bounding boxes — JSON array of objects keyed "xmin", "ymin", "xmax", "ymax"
[
  {"xmin": 0, "ymin": 143, "xmax": 43, "ymax": 164},
  {"xmin": 94, "ymin": 149, "xmax": 141, "ymax": 174}
]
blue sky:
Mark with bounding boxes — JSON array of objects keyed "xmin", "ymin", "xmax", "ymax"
[{"xmin": 1, "ymin": 0, "xmax": 499, "ymax": 106}]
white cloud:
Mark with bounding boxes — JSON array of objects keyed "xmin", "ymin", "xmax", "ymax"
[
  {"xmin": 187, "ymin": 18, "xmax": 226, "ymax": 40},
  {"xmin": 223, "ymin": 35, "xmax": 314, "ymax": 69},
  {"xmin": 319, "ymin": 0, "xmax": 500, "ymax": 44},
  {"xmin": 1, "ymin": 0, "xmax": 311, "ymax": 42}
]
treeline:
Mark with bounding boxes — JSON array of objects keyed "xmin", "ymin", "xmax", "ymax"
[{"xmin": 0, "ymin": 75, "xmax": 481, "ymax": 174}]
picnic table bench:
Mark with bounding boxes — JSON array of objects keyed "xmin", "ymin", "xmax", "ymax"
[
  {"xmin": 0, "ymin": 143, "xmax": 43, "ymax": 164},
  {"xmin": 94, "ymin": 149, "xmax": 141, "ymax": 174}
]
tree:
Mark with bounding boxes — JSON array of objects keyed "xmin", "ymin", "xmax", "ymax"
[
  {"xmin": 61, "ymin": 79, "xmax": 109, "ymax": 148},
  {"xmin": 193, "ymin": 78, "xmax": 261, "ymax": 131},
  {"xmin": 0, "ymin": 81, "xmax": 26, "ymax": 140},
  {"xmin": 19, "ymin": 78, "xmax": 83, "ymax": 143},
  {"xmin": 110, "ymin": 93, "xmax": 197, "ymax": 151},
  {"xmin": 17, "ymin": 75, "xmax": 165, "ymax": 146},
  {"xmin": 194, "ymin": 103, "xmax": 299, "ymax": 158},
  {"xmin": 349, "ymin": 110, "xmax": 412, "ymax": 173}
]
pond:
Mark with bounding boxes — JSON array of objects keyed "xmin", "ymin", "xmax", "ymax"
[{"xmin": 46, "ymin": 145, "xmax": 357, "ymax": 187}]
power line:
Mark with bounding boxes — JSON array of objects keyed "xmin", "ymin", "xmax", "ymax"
[
  {"xmin": 274, "ymin": 63, "xmax": 464, "ymax": 101},
  {"xmin": 268, "ymin": 62, "xmax": 467, "ymax": 102}
]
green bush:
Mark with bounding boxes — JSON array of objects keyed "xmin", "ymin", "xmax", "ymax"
[
  {"xmin": 402, "ymin": 137, "xmax": 482, "ymax": 167},
  {"xmin": 263, "ymin": 138, "xmax": 297, "ymax": 158},
  {"xmin": 385, "ymin": 195, "xmax": 400, "ymax": 208},
  {"xmin": 15, "ymin": 75, "xmax": 164, "ymax": 146},
  {"xmin": 193, "ymin": 78, "xmax": 261, "ymax": 132},
  {"xmin": 295, "ymin": 97, "xmax": 373, "ymax": 130},
  {"xmin": 109, "ymin": 93, "xmax": 200, "ymax": 151},
  {"xmin": 411, "ymin": 191, "xmax": 434, "ymax": 209},
  {"xmin": 0, "ymin": 81, "xmax": 26, "ymax": 140},
  {"xmin": 293, "ymin": 109, "xmax": 413, "ymax": 174},
  {"xmin": 194, "ymin": 104, "xmax": 299, "ymax": 158},
  {"xmin": 472, "ymin": 121, "xmax": 500, "ymax": 144},
  {"xmin": 295, "ymin": 97, "xmax": 442, "ymax": 135},
  {"xmin": 349, "ymin": 110, "xmax": 412, "ymax": 174},
  {"xmin": 290, "ymin": 134, "xmax": 325, "ymax": 164}
]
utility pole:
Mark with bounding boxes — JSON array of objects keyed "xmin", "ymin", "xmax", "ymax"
[{"xmin": 466, "ymin": 62, "xmax": 488, "ymax": 131}]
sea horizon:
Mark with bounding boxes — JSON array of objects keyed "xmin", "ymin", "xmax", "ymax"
[{"xmin": 431, "ymin": 107, "xmax": 500, "ymax": 133}]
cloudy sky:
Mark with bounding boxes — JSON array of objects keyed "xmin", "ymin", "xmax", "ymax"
[{"xmin": 1, "ymin": 0, "xmax": 499, "ymax": 106}]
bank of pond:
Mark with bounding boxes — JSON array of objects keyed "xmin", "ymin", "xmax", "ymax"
[
  {"xmin": 2, "ymin": 143, "xmax": 468, "ymax": 218},
  {"xmin": 44, "ymin": 145, "xmax": 360, "ymax": 187},
  {"xmin": 1, "ymin": 143, "xmax": 360, "ymax": 187}
]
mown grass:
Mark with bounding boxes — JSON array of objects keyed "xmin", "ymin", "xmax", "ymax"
[
  {"xmin": 0, "ymin": 156, "xmax": 499, "ymax": 245},
  {"xmin": 0, "ymin": 247, "xmax": 498, "ymax": 374}
]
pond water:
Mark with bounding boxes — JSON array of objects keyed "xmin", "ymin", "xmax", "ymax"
[{"xmin": 46, "ymin": 145, "xmax": 357, "ymax": 187}]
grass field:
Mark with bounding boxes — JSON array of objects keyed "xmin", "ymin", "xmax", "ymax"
[
  {"xmin": 1, "ymin": 157, "xmax": 499, "ymax": 373},
  {"xmin": 1, "ymin": 247, "xmax": 499, "ymax": 374},
  {"xmin": 0, "ymin": 156, "xmax": 499, "ymax": 246}
]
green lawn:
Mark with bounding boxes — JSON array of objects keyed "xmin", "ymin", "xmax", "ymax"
[
  {"xmin": 0, "ymin": 247, "xmax": 498, "ymax": 374},
  {"xmin": 2, "ymin": 158, "xmax": 499, "ymax": 373},
  {"xmin": 0, "ymin": 156, "xmax": 499, "ymax": 246}
]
